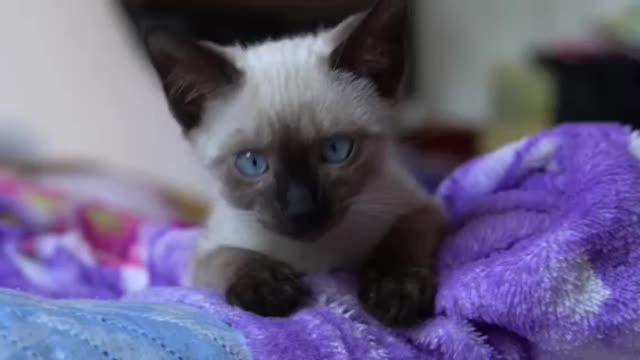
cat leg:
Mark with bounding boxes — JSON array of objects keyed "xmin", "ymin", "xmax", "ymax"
[
  {"xmin": 358, "ymin": 201, "xmax": 446, "ymax": 327},
  {"xmin": 192, "ymin": 246, "xmax": 311, "ymax": 317}
]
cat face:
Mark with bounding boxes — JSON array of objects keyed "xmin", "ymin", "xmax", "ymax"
[
  {"xmin": 210, "ymin": 128, "xmax": 386, "ymax": 240},
  {"xmin": 145, "ymin": 0, "xmax": 407, "ymax": 240}
]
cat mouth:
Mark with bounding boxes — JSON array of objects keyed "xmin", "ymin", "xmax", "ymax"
[
  {"xmin": 271, "ymin": 208, "xmax": 345, "ymax": 243},
  {"xmin": 279, "ymin": 217, "xmax": 333, "ymax": 243},
  {"xmin": 259, "ymin": 201, "xmax": 347, "ymax": 243}
]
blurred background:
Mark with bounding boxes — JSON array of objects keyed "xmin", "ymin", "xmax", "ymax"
[{"xmin": 0, "ymin": 0, "xmax": 639, "ymax": 199}]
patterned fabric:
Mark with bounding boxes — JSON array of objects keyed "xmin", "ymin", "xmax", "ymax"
[
  {"xmin": 0, "ymin": 123, "xmax": 639, "ymax": 359},
  {"xmin": 0, "ymin": 170, "xmax": 197, "ymax": 299}
]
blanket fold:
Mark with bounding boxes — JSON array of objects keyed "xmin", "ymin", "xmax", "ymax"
[{"xmin": 437, "ymin": 124, "xmax": 640, "ymax": 359}]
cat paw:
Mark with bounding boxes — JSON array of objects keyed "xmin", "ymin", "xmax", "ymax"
[
  {"xmin": 358, "ymin": 266, "xmax": 437, "ymax": 327},
  {"xmin": 225, "ymin": 260, "xmax": 311, "ymax": 317}
]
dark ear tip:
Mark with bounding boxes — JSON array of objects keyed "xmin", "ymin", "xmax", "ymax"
[
  {"xmin": 371, "ymin": 0, "xmax": 408, "ymax": 13},
  {"xmin": 142, "ymin": 28, "xmax": 178, "ymax": 53},
  {"xmin": 359, "ymin": 0, "xmax": 408, "ymax": 36},
  {"xmin": 142, "ymin": 27, "xmax": 198, "ymax": 58}
]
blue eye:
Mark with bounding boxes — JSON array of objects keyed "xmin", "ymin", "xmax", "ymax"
[
  {"xmin": 321, "ymin": 136, "xmax": 354, "ymax": 163},
  {"xmin": 235, "ymin": 151, "xmax": 269, "ymax": 177}
]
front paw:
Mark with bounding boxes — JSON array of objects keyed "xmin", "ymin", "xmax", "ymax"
[
  {"xmin": 358, "ymin": 266, "xmax": 437, "ymax": 327},
  {"xmin": 226, "ymin": 260, "xmax": 311, "ymax": 317}
]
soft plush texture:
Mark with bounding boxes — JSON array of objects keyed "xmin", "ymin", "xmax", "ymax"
[{"xmin": 1, "ymin": 123, "xmax": 639, "ymax": 359}]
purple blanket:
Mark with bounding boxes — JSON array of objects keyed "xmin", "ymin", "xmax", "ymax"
[{"xmin": 2, "ymin": 123, "xmax": 639, "ymax": 359}]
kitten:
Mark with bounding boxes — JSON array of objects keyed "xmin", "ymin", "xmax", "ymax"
[{"xmin": 144, "ymin": 0, "xmax": 445, "ymax": 327}]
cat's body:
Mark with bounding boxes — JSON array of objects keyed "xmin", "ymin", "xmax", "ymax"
[{"xmin": 145, "ymin": 0, "xmax": 445, "ymax": 327}]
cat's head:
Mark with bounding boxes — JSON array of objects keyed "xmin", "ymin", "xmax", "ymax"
[{"xmin": 145, "ymin": 0, "xmax": 407, "ymax": 241}]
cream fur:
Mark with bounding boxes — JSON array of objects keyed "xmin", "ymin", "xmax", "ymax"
[{"xmin": 186, "ymin": 19, "xmax": 432, "ymax": 285}]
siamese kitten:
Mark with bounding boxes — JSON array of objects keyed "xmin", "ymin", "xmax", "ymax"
[{"xmin": 144, "ymin": 0, "xmax": 445, "ymax": 327}]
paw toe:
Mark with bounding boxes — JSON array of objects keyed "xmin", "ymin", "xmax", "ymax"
[
  {"xmin": 226, "ymin": 264, "xmax": 310, "ymax": 317},
  {"xmin": 359, "ymin": 268, "xmax": 437, "ymax": 327}
]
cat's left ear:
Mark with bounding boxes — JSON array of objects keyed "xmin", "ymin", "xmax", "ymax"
[
  {"xmin": 327, "ymin": 0, "xmax": 407, "ymax": 99},
  {"xmin": 144, "ymin": 30, "xmax": 242, "ymax": 132}
]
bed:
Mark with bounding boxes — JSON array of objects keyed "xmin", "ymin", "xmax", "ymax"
[{"xmin": 1, "ymin": 123, "xmax": 638, "ymax": 359}]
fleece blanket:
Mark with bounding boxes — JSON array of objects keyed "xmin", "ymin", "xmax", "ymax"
[{"xmin": 1, "ymin": 123, "xmax": 639, "ymax": 359}]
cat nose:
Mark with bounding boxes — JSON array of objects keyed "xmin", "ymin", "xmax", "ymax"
[
  {"xmin": 283, "ymin": 182, "xmax": 315, "ymax": 217},
  {"xmin": 276, "ymin": 181, "xmax": 330, "ymax": 238}
]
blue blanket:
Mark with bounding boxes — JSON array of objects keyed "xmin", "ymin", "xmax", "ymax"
[{"xmin": 0, "ymin": 290, "xmax": 250, "ymax": 359}]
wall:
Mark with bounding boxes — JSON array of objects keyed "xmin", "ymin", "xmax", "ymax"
[
  {"xmin": 0, "ymin": 0, "xmax": 210, "ymax": 194},
  {"xmin": 413, "ymin": 0, "xmax": 634, "ymax": 126}
]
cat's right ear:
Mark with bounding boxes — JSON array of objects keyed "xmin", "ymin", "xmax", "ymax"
[
  {"xmin": 144, "ymin": 30, "xmax": 242, "ymax": 132},
  {"xmin": 327, "ymin": 0, "xmax": 407, "ymax": 99}
]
